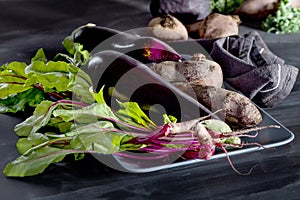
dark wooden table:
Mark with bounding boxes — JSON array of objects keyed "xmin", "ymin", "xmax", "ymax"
[{"xmin": 1, "ymin": 1, "xmax": 299, "ymax": 199}]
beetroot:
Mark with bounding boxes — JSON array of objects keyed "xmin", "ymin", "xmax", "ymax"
[{"xmin": 119, "ymin": 114, "xmax": 280, "ymax": 175}]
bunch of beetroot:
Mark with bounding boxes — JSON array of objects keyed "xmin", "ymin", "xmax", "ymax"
[{"xmin": 117, "ymin": 111, "xmax": 279, "ymax": 175}]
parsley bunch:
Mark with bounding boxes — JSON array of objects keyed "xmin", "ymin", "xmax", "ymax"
[
  {"xmin": 210, "ymin": 0, "xmax": 245, "ymax": 14},
  {"xmin": 262, "ymin": 0, "xmax": 300, "ymax": 34}
]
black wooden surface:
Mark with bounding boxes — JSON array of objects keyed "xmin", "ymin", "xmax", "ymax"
[{"xmin": 0, "ymin": 1, "xmax": 299, "ymax": 199}]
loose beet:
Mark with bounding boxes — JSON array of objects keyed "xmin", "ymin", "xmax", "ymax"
[
  {"xmin": 199, "ymin": 13, "xmax": 241, "ymax": 39},
  {"xmin": 148, "ymin": 56, "xmax": 262, "ymax": 128},
  {"xmin": 71, "ymin": 24, "xmax": 182, "ymax": 63},
  {"xmin": 150, "ymin": 58, "xmax": 223, "ymax": 88},
  {"xmin": 173, "ymin": 83, "xmax": 263, "ymax": 128},
  {"xmin": 147, "ymin": 15, "xmax": 189, "ymax": 41}
]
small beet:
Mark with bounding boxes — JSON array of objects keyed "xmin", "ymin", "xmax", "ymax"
[
  {"xmin": 199, "ymin": 13, "xmax": 241, "ymax": 39},
  {"xmin": 147, "ymin": 15, "xmax": 188, "ymax": 41}
]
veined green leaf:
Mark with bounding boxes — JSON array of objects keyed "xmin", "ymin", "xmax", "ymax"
[
  {"xmin": 0, "ymin": 41, "xmax": 92, "ymax": 114},
  {"xmin": 3, "ymin": 146, "xmax": 79, "ymax": 177},
  {"xmin": 0, "ymin": 62, "xmax": 30, "ymax": 98},
  {"xmin": 13, "ymin": 100, "xmax": 76, "ymax": 137},
  {"xmin": 67, "ymin": 121, "xmax": 139, "ymax": 153},
  {"xmin": 26, "ymin": 60, "xmax": 77, "ymax": 74},
  {"xmin": 0, "ymin": 88, "xmax": 44, "ymax": 113},
  {"xmin": 53, "ymin": 102, "xmax": 118, "ymax": 124},
  {"xmin": 119, "ymin": 134, "xmax": 145, "ymax": 151},
  {"xmin": 14, "ymin": 100, "xmax": 54, "ymax": 137},
  {"xmin": 67, "ymin": 68, "xmax": 94, "ymax": 103},
  {"xmin": 47, "ymin": 117, "xmax": 74, "ymax": 134},
  {"xmin": 91, "ymin": 86, "xmax": 106, "ymax": 103},
  {"xmin": 116, "ymin": 101, "xmax": 157, "ymax": 130},
  {"xmin": 74, "ymin": 153, "xmax": 85, "ymax": 161},
  {"xmin": 62, "ymin": 38, "xmax": 90, "ymax": 66},
  {"xmin": 65, "ymin": 121, "xmax": 114, "ymax": 137},
  {"xmin": 25, "ymin": 61, "xmax": 77, "ymax": 92},
  {"xmin": 63, "ymin": 38, "xmax": 77, "ymax": 55},
  {"xmin": 16, "ymin": 132, "xmax": 49, "ymax": 154},
  {"xmin": 71, "ymin": 130, "xmax": 131, "ymax": 154},
  {"xmin": 2, "ymin": 61, "xmax": 28, "ymax": 77},
  {"xmin": 31, "ymin": 48, "xmax": 47, "ymax": 63}
]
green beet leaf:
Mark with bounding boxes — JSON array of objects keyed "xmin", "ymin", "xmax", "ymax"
[
  {"xmin": 116, "ymin": 101, "xmax": 157, "ymax": 130},
  {"xmin": 14, "ymin": 100, "xmax": 54, "ymax": 137},
  {"xmin": 0, "ymin": 43, "xmax": 93, "ymax": 114},
  {"xmin": 65, "ymin": 120, "xmax": 115, "ymax": 137},
  {"xmin": 25, "ymin": 61, "xmax": 78, "ymax": 92},
  {"xmin": 47, "ymin": 117, "xmax": 74, "ymax": 134},
  {"xmin": 16, "ymin": 132, "xmax": 49, "ymax": 154},
  {"xmin": 77, "ymin": 132, "xmax": 122, "ymax": 154},
  {"xmin": 14, "ymin": 100, "xmax": 74, "ymax": 137},
  {"xmin": 31, "ymin": 48, "xmax": 47, "ymax": 63},
  {"xmin": 53, "ymin": 102, "xmax": 118, "ymax": 124},
  {"xmin": 0, "ymin": 61, "xmax": 31, "ymax": 98},
  {"xmin": 54, "ymin": 38, "xmax": 90, "ymax": 67},
  {"xmin": 3, "ymin": 146, "xmax": 80, "ymax": 177},
  {"xmin": 0, "ymin": 88, "xmax": 44, "ymax": 113},
  {"xmin": 91, "ymin": 86, "xmax": 106, "ymax": 104},
  {"xmin": 67, "ymin": 68, "xmax": 94, "ymax": 103},
  {"xmin": 14, "ymin": 99, "xmax": 87, "ymax": 137},
  {"xmin": 1, "ymin": 61, "xmax": 28, "ymax": 77},
  {"xmin": 66, "ymin": 120, "xmax": 140, "ymax": 154},
  {"xmin": 64, "ymin": 38, "xmax": 90, "ymax": 66}
]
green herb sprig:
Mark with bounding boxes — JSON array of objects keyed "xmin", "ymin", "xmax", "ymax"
[
  {"xmin": 262, "ymin": 0, "xmax": 300, "ymax": 34},
  {"xmin": 210, "ymin": 0, "xmax": 245, "ymax": 14}
]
